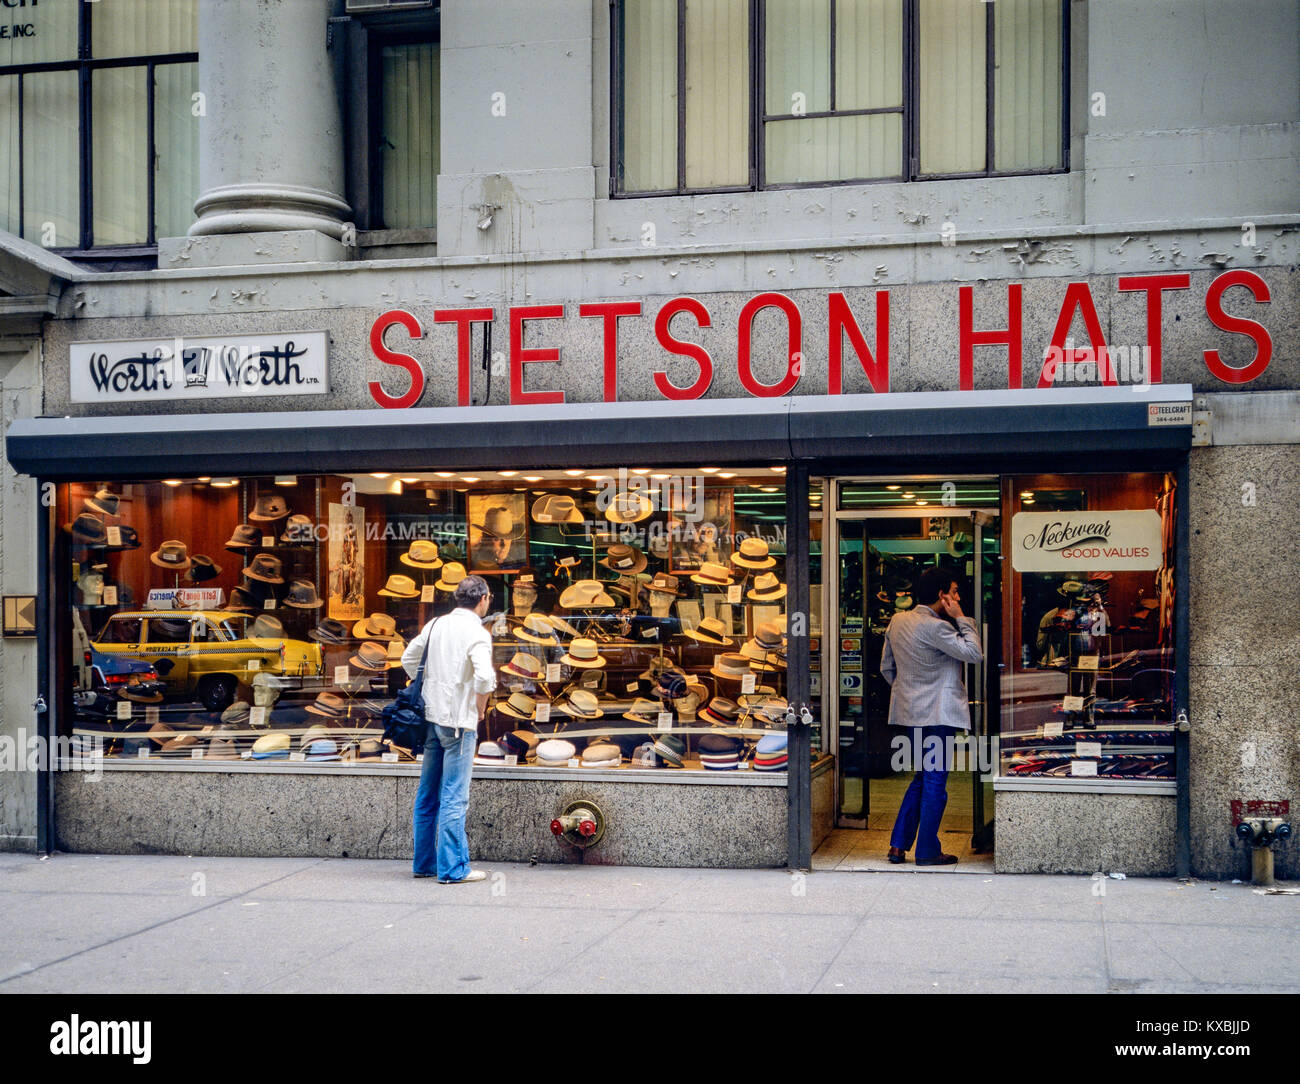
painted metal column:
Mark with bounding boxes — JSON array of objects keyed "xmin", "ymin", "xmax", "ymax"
[
  {"xmin": 1175, "ymin": 458, "xmax": 1191, "ymax": 878},
  {"xmin": 188, "ymin": 0, "xmax": 350, "ymax": 238},
  {"xmin": 35, "ymin": 479, "xmax": 53, "ymax": 853},
  {"xmin": 786, "ymin": 463, "xmax": 812, "ymax": 869}
]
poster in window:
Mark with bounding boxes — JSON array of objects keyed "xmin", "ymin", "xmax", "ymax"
[
  {"xmin": 327, "ymin": 502, "xmax": 365, "ymax": 621},
  {"xmin": 467, "ymin": 492, "xmax": 529, "ymax": 573},
  {"xmin": 669, "ymin": 488, "xmax": 734, "ymax": 573}
]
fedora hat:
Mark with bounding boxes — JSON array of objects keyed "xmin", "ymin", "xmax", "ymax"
[
  {"xmin": 300, "ymin": 724, "xmax": 331, "ymax": 749},
  {"xmin": 655, "ymin": 670, "xmax": 687, "ymax": 701},
  {"xmin": 305, "ymin": 738, "xmax": 340, "ymax": 761},
  {"xmin": 308, "ymin": 617, "xmax": 349, "ymax": 644},
  {"xmin": 280, "ymin": 514, "xmax": 314, "ymax": 543},
  {"xmin": 604, "ymin": 492, "xmax": 652, "ymax": 524},
  {"xmin": 352, "ymin": 612, "xmax": 399, "ymax": 640},
  {"xmin": 684, "ymin": 617, "xmax": 734, "ymax": 646},
  {"xmin": 248, "ymin": 613, "xmax": 286, "ymax": 639},
  {"xmin": 514, "ymin": 613, "xmax": 559, "ymax": 645},
  {"xmin": 646, "ymin": 571, "xmax": 680, "ymax": 596},
  {"xmin": 653, "ymin": 733, "xmax": 686, "ymax": 766},
  {"xmin": 599, "ymin": 544, "xmax": 647, "ymax": 575},
  {"xmin": 474, "ymin": 740, "xmax": 507, "ymax": 767},
  {"xmin": 185, "ymin": 555, "xmax": 222, "ymax": 583},
  {"xmin": 221, "ymin": 702, "xmax": 252, "ymax": 728},
  {"xmin": 225, "ymin": 524, "xmax": 261, "ymax": 551},
  {"xmin": 399, "ymin": 540, "xmax": 443, "ymax": 569},
  {"xmin": 150, "ymin": 539, "xmax": 193, "ymax": 572},
  {"xmin": 500, "ymin": 730, "xmax": 540, "ymax": 760},
  {"xmin": 582, "ymin": 741, "xmax": 621, "ymax": 767},
  {"xmin": 497, "ymin": 692, "xmax": 539, "ymax": 721},
  {"xmin": 558, "ymin": 579, "xmax": 615, "ymax": 609},
  {"xmin": 248, "ymin": 494, "xmax": 291, "ymax": 523},
  {"xmin": 119, "ymin": 676, "xmax": 163, "ymax": 704},
  {"xmin": 64, "ymin": 513, "xmax": 108, "ymax": 545},
  {"xmin": 748, "ymin": 572, "xmax": 786, "ymax": 601},
  {"xmin": 531, "ymin": 493, "xmax": 585, "ymax": 524},
  {"xmin": 623, "ymin": 697, "xmax": 661, "ymax": 725},
  {"xmin": 243, "ymin": 553, "xmax": 284, "ymax": 584},
  {"xmin": 547, "ymin": 613, "xmax": 582, "ymax": 639},
  {"xmin": 251, "ymin": 731, "xmax": 291, "ymax": 758},
  {"xmin": 284, "ymin": 579, "xmax": 323, "ymax": 609},
  {"xmin": 435, "ymin": 562, "xmax": 467, "ymax": 592},
  {"xmin": 474, "ymin": 505, "xmax": 524, "ymax": 540},
  {"xmin": 377, "ymin": 573, "xmax": 418, "ymax": 599},
  {"xmin": 536, "ymin": 738, "xmax": 577, "ymax": 765},
  {"xmin": 350, "ymin": 641, "xmax": 394, "ymax": 671},
  {"xmin": 752, "ymin": 620, "xmax": 784, "ymax": 651},
  {"xmin": 305, "ymin": 691, "xmax": 347, "ymax": 718},
  {"xmin": 559, "ymin": 688, "xmax": 603, "ymax": 718},
  {"xmin": 227, "ymin": 586, "xmax": 260, "ymax": 612},
  {"xmin": 690, "ymin": 561, "xmax": 733, "ymax": 586},
  {"xmin": 206, "ymin": 735, "xmax": 241, "ymax": 760},
  {"xmin": 739, "ymin": 640, "xmax": 780, "ymax": 670},
  {"xmin": 700, "ymin": 697, "xmax": 741, "ymax": 727},
  {"xmin": 160, "ymin": 729, "xmax": 200, "ymax": 754},
  {"xmin": 501, "ymin": 652, "xmax": 543, "ymax": 680},
  {"xmin": 731, "ymin": 537, "xmax": 776, "ymax": 569},
  {"xmin": 560, "ymin": 638, "xmax": 605, "ymax": 668},
  {"xmin": 84, "ymin": 487, "xmax": 120, "ymax": 517},
  {"xmin": 710, "ymin": 652, "xmax": 751, "ymax": 681}
]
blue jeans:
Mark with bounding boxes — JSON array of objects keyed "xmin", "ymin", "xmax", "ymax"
[
  {"xmin": 412, "ymin": 723, "xmax": 477, "ymax": 881},
  {"xmin": 889, "ymin": 725, "xmax": 953, "ymax": 861}
]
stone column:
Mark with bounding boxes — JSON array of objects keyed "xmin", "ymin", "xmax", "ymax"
[{"xmin": 188, "ymin": 0, "xmax": 349, "ymax": 241}]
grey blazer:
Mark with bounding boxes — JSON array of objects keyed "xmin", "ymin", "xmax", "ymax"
[{"xmin": 879, "ymin": 605, "xmax": 983, "ymax": 731}]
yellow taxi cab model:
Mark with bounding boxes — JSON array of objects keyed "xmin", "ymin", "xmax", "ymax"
[{"xmin": 92, "ymin": 610, "xmax": 323, "ymax": 711}]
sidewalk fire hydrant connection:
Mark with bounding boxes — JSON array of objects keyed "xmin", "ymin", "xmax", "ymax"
[{"xmin": 1235, "ymin": 817, "xmax": 1292, "ymax": 886}]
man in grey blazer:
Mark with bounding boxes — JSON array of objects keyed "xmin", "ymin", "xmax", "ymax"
[{"xmin": 881, "ymin": 567, "xmax": 983, "ymax": 866}]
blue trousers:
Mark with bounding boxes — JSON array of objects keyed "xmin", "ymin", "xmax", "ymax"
[
  {"xmin": 412, "ymin": 723, "xmax": 477, "ymax": 881},
  {"xmin": 889, "ymin": 725, "xmax": 953, "ymax": 861}
]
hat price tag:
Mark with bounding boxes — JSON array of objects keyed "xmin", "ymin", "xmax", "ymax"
[
  {"xmin": 190, "ymin": 748, "xmax": 204, "ymax": 760},
  {"xmin": 116, "ymin": 699, "xmax": 133, "ymax": 720},
  {"xmin": 1070, "ymin": 760, "xmax": 1098, "ymax": 777},
  {"xmin": 567, "ymin": 757, "xmax": 580, "ymax": 768},
  {"xmin": 261, "ymin": 536, "xmax": 274, "ymax": 548},
  {"xmin": 421, "ymin": 584, "xmax": 437, "ymax": 603},
  {"xmin": 334, "ymin": 665, "xmax": 350, "ymax": 684},
  {"xmin": 381, "ymin": 751, "xmax": 399, "ymax": 763},
  {"xmin": 534, "ymin": 702, "xmax": 551, "ymax": 723},
  {"xmin": 1075, "ymin": 741, "xmax": 1102, "ymax": 758},
  {"xmin": 1078, "ymin": 655, "xmax": 1100, "ymax": 671},
  {"xmin": 105, "ymin": 525, "xmax": 122, "ymax": 547},
  {"xmin": 625, "ymin": 681, "xmax": 639, "ymax": 694},
  {"xmin": 545, "ymin": 663, "xmax": 561, "ymax": 683},
  {"xmin": 101, "ymin": 586, "xmax": 118, "ymax": 606},
  {"xmin": 289, "ymin": 751, "xmax": 306, "ymax": 762},
  {"xmin": 247, "ymin": 658, "xmax": 260, "ymax": 671},
  {"xmin": 1043, "ymin": 721, "xmax": 1064, "ymax": 738},
  {"xmin": 1062, "ymin": 695, "xmax": 1085, "ymax": 712},
  {"xmin": 136, "ymin": 746, "xmax": 151, "ymax": 760},
  {"xmin": 657, "ymin": 711, "xmax": 672, "ymax": 729},
  {"xmin": 727, "ymin": 584, "xmax": 742, "ymax": 605},
  {"xmin": 145, "ymin": 706, "xmax": 160, "ymax": 725},
  {"xmin": 263, "ymin": 599, "xmax": 276, "ymax": 610},
  {"xmin": 503, "ymin": 754, "xmax": 519, "ymax": 767},
  {"xmin": 741, "ymin": 673, "xmax": 757, "ymax": 695},
  {"xmin": 249, "ymin": 705, "xmax": 268, "ymax": 728}
]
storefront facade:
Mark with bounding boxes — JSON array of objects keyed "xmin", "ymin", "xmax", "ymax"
[{"xmin": 0, "ymin": 0, "xmax": 1296, "ymax": 878}]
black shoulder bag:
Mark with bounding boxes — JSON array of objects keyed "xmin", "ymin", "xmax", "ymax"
[{"xmin": 381, "ymin": 619, "xmax": 436, "ymax": 756}]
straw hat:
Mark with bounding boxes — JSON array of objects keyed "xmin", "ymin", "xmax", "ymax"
[
  {"xmin": 748, "ymin": 572, "xmax": 786, "ymax": 601},
  {"xmin": 582, "ymin": 741, "xmax": 621, "ymax": 767},
  {"xmin": 400, "ymin": 540, "xmax": 442, "ymax": 569},
  {"xmin": 349, "ymin": 641, "xmax": 395, "ymax": 671},
  {"xmin": 709, "ymin": 653, "xmax": 751, "ymax": 681},
  {"xmin": 501, "ymin": 652, "xmax": 543, "ymax": 681},
  {"xmin": 731, "ymin": 537, "xmax": 776, "ymax": 569},
  {"xmin": 559, "ymin": 579, "xmax": 615, "ymax": 608},
  {"xmin": 497, "ymin": 692, "xmax": 540, "ymax": 721},
  {"xmin": 690, "ymin": 561, "xmax": 733, "ymax": 586},
  {"xmin": 353, "ymin": 612, "xmax": 399, "ymax": 640},
  {"xmin": 531, "ymin": 494, "xmax": 585, "ymax": 524},
  {"xmin": 560, "ymin": 638, "xmax": 605, "ymax": 668},
  {"xmin": 305, "ymin": 692, "xmax": 347, "ymax": 718},
  {"xmin": 683, "ymin": 617, "xmax": 734, "ymax": 646},
  {"xmin": 435, "ymin": 562, "xmax": 467, "ymax": 592},
  {"xmin": 623, "ymin": 698, "xmax": 661, "ymax": 725},
  {"xmin": 378, "ymin": 573, "xmax": 419, "ymax": 599},
  {"xmin": 699, "ymin": 697, "xmax": 741, "ymax": 726},
  {"xmin": 604, "ymin": 492, "xmax": 652, "ymax": 524},
  {"xmin": 558, "ymin": 688, "xmax": 604, "ymax": 718},
  {"xmin": 514, "ymin": 613, "xmax": 559, "ymax": 645}
]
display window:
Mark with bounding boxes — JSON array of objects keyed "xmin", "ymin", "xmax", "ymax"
[
  {"xmin": 60, "ymin": 467, "xmax": 791, "ymax": 773},
  {"xmin": 999, "ymin": 472, "xmax": 1178, "ymax": 782}
]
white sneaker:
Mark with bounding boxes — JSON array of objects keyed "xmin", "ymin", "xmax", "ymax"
[{"xmin": 439, "ymin": 869, "xmax": 488, "ymax": 884}]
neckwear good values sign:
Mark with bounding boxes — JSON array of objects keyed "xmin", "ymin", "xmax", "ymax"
[
  {"xmin": 70, "ymin": 332, "xmax": 329, "ymax": 404},
  {"xmin": 1011, "ymin": 510, "xmax": 1163, "ymax": 572}
]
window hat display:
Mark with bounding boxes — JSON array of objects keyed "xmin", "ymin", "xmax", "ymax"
[
  {"xmin": 646, "ymin": 571, "xmax": 681, "ymax": 596},
  {"xmin": 377, "ymin": 573, "xmax": 419, "ymax": 598},
  {"xmin": 623, "ymin": 697, "xmax": 662, "ymax": 725},
  {"xmin": 546, "ymin": 613, "xmax": 583, "ymax": 639},
  {"xmin": 220, "ymin": 702, "xmax": 252, "ymax": 728},
  {"xmin": 710, "ymin": 652, "xmax": 752, "ymax": 681},
  {"xmin": 558, "ymin": 688, "xmax": 603, "ymax": 719},
  {"xmin": 599, "ymin": 543, "xmax": 647, "ymax": 575},
  {"xmin": 119, "ymin": 674, "xmax": 164, "ymax": 704},
  {"xmin": 753, "ymin": 621, "xmax": 784, "ymax": 650},
  {"xmin": 500, "ymin": 729, "xmax": 540, "ymax": 760},
  {"xmin": 227, "ymin": 586, "xmax": 260, "ymax": 613},
  {"xmin": 754, "ymin": 730, "xmax": 789, "ymax": 771},
  {"xmin": 206, "ymin": 733, "xmax": 241, "ymax": 760},
  {"xmin": 251, "ymin": 731, "xmax": 291, "ymax": 759},
  {"xmin": 604, "ymin": 491, "xmax": 653, "ymax": 524},
  {"xmin": 473, "ymin": 740, "xmax": 507, "ymax": 767},
  {"xmin": 399, "ymin": 539, "xmax": 443, "ymax": 570},
  {"xmin": 582, "ymin": 741, "xmax": 621, "ymax": 767},
  {"xmin": 105, "ymin": 524, "xmax": 141, "ymax": 551},
  {"xmin": 307, "ymin": 616, "xmax": 348, "ymax": 643},
  {"xmin": 673, "ymin": 680, "xmax": 709, "ymax": 722},
  {"xmin": 536, "ymin": 738, "xmax": 577, "ymax": 765},
  {"xmin": 350, "ymin": 640, "xmax": 395, "ymax": 671},
  {"xmin": 731, "ymin": 536, "xmax": 776, "ymax": 569},
  {"xmin": 248, "ymin": 494, "xmax": 291, "ymax": 523},
  {"xmin": 248, "ymin": 613, "xmax": 287, "ymax": 639},
  {"xmin": 497, "ymin": 691, "xmax": 540, "ymax": 721},
  {"xmin": 699, "ymin": 696, "xmax": 741, "ymax": 727},
  {"xmin": 698, "ymin": 732, "xmax": 743, "ymax": 770},
  {"xmin": 435, "ymin": 561, "xmax": 467, "ymax": 592},
  {"xmin": 739, "ymin": 640, "xmax": 780, "ymax": 671},
  {"xmin": 147, "ymin": 538, "xmax": 192, "ymax": 572},
  {"xmin": 690, "ymin": 561, "xmax": 734, "ymax": 586},
  {"xmin": 82, "ymin": 487, "xmax": 121, "ymax": 517},
  {"xmin": 655, "ymin": 670, "xmax": 688, "ymax": 701},
  {"xmin": 558, "ymin": 579, "xmax": 615, "ymax": 608},
  {"xmin": 185, "ymin": 554, "xmax": 222, "ymax": 583},
  {"xmin": 305, "ymin": 691, "xmax": 347, "ymax": 718},
  {"xmin": 747, "ymin": 571, "xmax": 786, "ymax": 601},
  {"xmin": 305, "ymin": 737, "xmax": 340, "ymax": 761},
  {"xmin": 514, "ymin": 612, "xmax": 559, "ymax": 645},
  {"xmin": 501, "ymin": 652, "xmax": 544, "ymax": 680},
  {"xmin": 474, "ymin": 505, "xmax": 524, "ymax": 540},
  {"xmin": 652, "ymin": 733, "xmax": 686, "ymax": 767},
  {"xmin": 284, "ymin": 578, "xmax": 323, "ymax": 609},
  {"xmin": 352, "ymin": 612, "xmax": 399, "ymax": 640},
  {"xmin": 243, "ymin": 553, "xmax": 284, "ymax": 584},
  {"xmin": 225, "ymin": 524, "xmax": 261, "ymax": 551},
  {"xmin": 683, "ymin": 616, "xmax": 734, "ymax": 646},
  {"xmin": 300, "ymin": 724, "xmax": 331, "ymax": 750},
  {"xmin": 555, "ymin": 555, "xmax": 582, "ymax": 575},
  {"xmin": 159, "ymin": 729, "xmax": 201, "ymax": 754},
  {"xmin": 280, "ymin": 514, "xmax": 315, "ymax": 543},
  {"xmin": 560, "ymin": 637, "xmax": 605, "ymax": 668},
  {"xmin": 531, "ymin": 493, "xmax": 585, "ymax": 524}
]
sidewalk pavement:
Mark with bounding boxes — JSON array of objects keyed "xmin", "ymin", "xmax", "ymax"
[{"xmin": 2, "ymin": 852, "xmax": 1297, "ymax": 994}]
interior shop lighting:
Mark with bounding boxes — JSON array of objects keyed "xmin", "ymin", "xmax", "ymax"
[
  {"xmin": 759, "ymin": 486, "xmax": 780, "ymax": 492},
  {"xmin": 523, "ymin": 476, "xmax": 543, "ymax": 482},
  {"xmin": 770, "ymin": 466, "xmax": 787, "ymax": 473},
  {"xmin": 162, "ymin": 479, "xmax": 183, "ymax": 487},
  {"xmin": 461, "ymin": 476, "xmax": 481, "ymax": 483},
  {"xmin": 902, "ymin": 492, "xmax": 915, "ymax": 499},
  {"xmin": 631, "ymin": 468, "xmax": 651, "ymax": 474},
  {"xmin": 1020, "ymin": 491, "xmax": 1034, "ymax": 499},
  {"xmin": 718, "ymin": 472, "xmax": 737, "ymax": 479},
  {"xmin": 196, "ymin": 476, "xmax": 212, "ymax": 483},
  {"xmin": 211, "ymin": 478, "xmax": 239, "ymax": 488},
  {"xmin": 916, "ymin": 499, "xmax": 928, "ymax": 506},
  {"xmin": 498, "ymin": 470, "xmax": 518, "ymax": 477},
  {"xmin": 370, "ymin": 473, "xmax": 391, "ymax": 479},
  {"xmin": 563, "ymin": 469, "xmax": 584, "ymax": 476},
  {"xmin": 399, "ymin": 477, "xmax": 421, "ymax": 484},
  {"xmin": 885, "ymin": 485, "xmax": 901, "ymax": 490},
  {"xmin": 651, "ymin": 473, "xmax": 671, "ymax": 479},
  {"xmin": 700, "ymin": 467, "xmax": 720, "ymax": 474},
  {"xmin": 434, "ymin": 472, "xmax": 455, "ymax": 478},
  {"xmin": 274, "ymin": 476, "xmax": 297, "ymax": 486}
]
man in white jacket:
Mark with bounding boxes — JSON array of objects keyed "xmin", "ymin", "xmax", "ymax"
[{"xmin": 403, "ymin": 574, "xmax": 498, "ymax": 883}]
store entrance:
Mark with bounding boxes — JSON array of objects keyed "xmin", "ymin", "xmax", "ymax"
[{"xmin": 821, "ymin": 479, "xmax": 1001, "ymax": 866}]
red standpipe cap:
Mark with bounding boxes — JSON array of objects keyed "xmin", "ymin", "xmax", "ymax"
[
  {"xmin": 579, "ymin": 819, "xmax": 597, "ymax": 837},
  {"xmin": 550, "ymin": 819, "xmax": 564, "ymax": 835}
]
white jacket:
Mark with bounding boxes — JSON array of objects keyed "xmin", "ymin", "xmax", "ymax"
[{"xmin": 401, "ymin": 608, "xmax": 497, "ymax": 734}]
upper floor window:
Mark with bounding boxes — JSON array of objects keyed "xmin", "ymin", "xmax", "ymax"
[
  {"xmin": 612, "ymin": 0, "xmax": 1067, "ymax": 196},
  {"xmin": 0, "ymin": 0, "xmax": 198, "ymax": 253}
]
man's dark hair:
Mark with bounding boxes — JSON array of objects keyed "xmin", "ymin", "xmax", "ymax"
[
  {"xmin": 453, "ymin": 574, "xmax": 490, "ymax": 609},
  {"xmin": 916, "ymin": 566, "xmax": 959, "ymax": 607}
]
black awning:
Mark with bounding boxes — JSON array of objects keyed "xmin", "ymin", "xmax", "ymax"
[{"xmin": 5, "ymin": 386, "xmax": 1192, "ymax": 479}]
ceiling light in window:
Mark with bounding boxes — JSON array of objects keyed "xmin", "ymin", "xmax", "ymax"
[
  {"xmin": 563, "ymin": 469, "xmax": 584, "ymax": 476},
  {"xmin": 370, "ymin": 473, "xmax": 391, "ymax": 479},
  {"xmin": 434, "ymin": 472, "xmax": 455, "ymax": 478},
  {"xmin": 902, "ymin": 492, "xmax": 915, "ymax": 499},
  {"xmin": 759, "ymin": 486, "xmax": 780, "ymax": 493},
  {"xmin": 631, "ymin": 468, "xmax": 651, "ymax": 475},
  {"xmin": 211, "ymin": 478, "xmax": 239, "ymax": 488},
  {"xmin": 498, "ymin": 470, "xmax": 518, "ymax": 477},
  {"xmin": 274, "ymin": 475, "xmax": 296, "ymax": 486},
  {"xmin": 399, "ymin": 477, "xmax": 420, "ymax": 484},
  {"xmin": 885, "ymin": 484, "xmax": 901, "ymax": 491},
  {"xmin": 162, "ymin": 479, "xmax": 183, "ymax": 487},
  {"xmin": 523, "ymin": 476, "xmax": 543, "ymax": 482},
  {"xmin": 1020, "ymin": 491, "xmax": 1034, "ymax": 499},
  {"xmin": 700, "ymin": 467, "xmax": 720, "ymax": 474},
  {"xmin": 461, "ymin": 476, "xmax": 481, "ymax": 483},
  {"xmin": 196, "ymin": 476, "xmax": 211, "ymax": 483},
  {"xmin": 770, "ymin": 466, "xmax": 787, "ymax": 473},
  {"xmin": 718, "ymin": 472, "xmax": 736, "ymax": 478},
  {"xmin": 915, "ymin": 499, "xmax": 928, "ymax": 506}
]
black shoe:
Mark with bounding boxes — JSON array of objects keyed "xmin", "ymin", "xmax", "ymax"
[
  {"xmin": 887, "ymin": 847, "xmax": 906, "ymax": 864},
  {"xmin": 915, "ymin": 853, "xmax": 958, "ymax": 866}
]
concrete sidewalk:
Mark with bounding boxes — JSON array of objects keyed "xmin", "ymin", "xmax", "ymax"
[{"xmin": 2, "ymin": 853, "xmax": 1297, "ymax": 993}]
